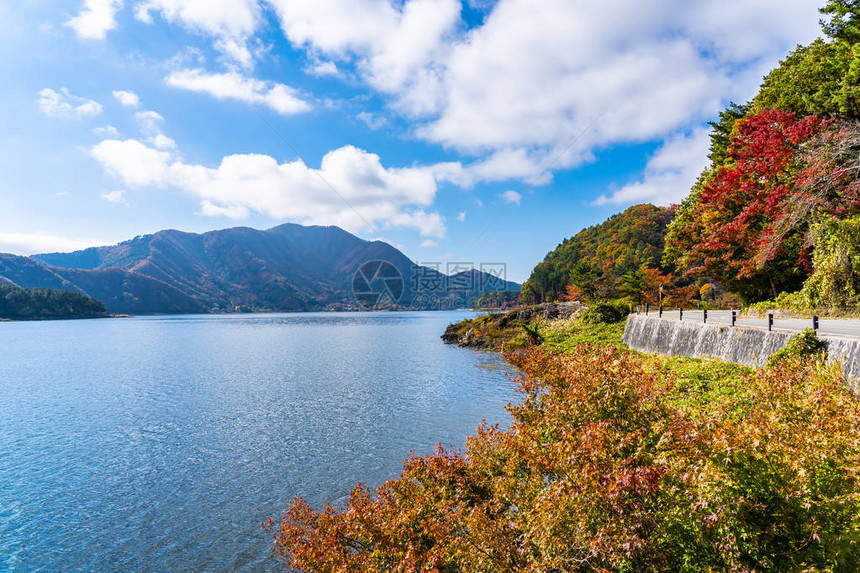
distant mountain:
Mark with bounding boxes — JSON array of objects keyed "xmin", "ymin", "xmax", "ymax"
[
  {"xmin": 0, "ymin": 224, "xmax": 520, "ymax": 314},
  {"xmin": 0, "ymin": 253, "xmax": 205, "ymax": 314}
]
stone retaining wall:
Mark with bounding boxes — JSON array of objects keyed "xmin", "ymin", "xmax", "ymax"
[{"xmin": 623, "ymin": 314, "xmax": 860, "ymax": 393}]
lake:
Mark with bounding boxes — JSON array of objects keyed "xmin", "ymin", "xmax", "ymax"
[{"xmin": 0, "ymin": 312, "xmax": 518, "ymax": 571}]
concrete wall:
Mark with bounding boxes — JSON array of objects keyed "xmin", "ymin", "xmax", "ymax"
[{"xmin": 623, "ymin": 314, "xmax": 860, "ymax": 393}]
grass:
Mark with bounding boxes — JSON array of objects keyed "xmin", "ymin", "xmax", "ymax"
[
  {"xmin": 516, "ymin": 313, "xmax": 756, "ymax": 421},
  {"xmin": 451, "ymin": 306, "xmax": 765, "ymax": 421},
  {"xmin": 540, "ymin": 318, "xmax": 627, "ymax": 351}
]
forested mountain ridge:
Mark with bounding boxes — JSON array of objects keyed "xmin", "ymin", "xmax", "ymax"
[
  {"xmin": 521, "ymin": 204, "xmax": 677, "ymax": 303},
  {"xmin": 3, "ymin": 224, "xmax": 519, "ymax": 314},
  {"xmin": 0, "ymin": 253, "xmax": 205, "ymax": 314}
]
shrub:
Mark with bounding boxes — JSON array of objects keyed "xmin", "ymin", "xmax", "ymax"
[
  {"xmin": 520, "ymin": 322, "xmax": 544, "ymax": 346},
  {"xmin": 766, "ymin": 328, "xmax": 827, "ymax": 368},
  {"xmin": 746, "ymin": 291, "xmax": 809, "ymax": 314},
  {"xmin": 581, "ymin": 301, "xmax": 627, "ymax": 324}
]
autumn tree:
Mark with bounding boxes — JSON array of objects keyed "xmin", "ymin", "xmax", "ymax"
[
  {"xmin": 666, "ymin": 110, "xmax": 833, "ymax": 302},
  {"xmin": 522, "ymin": 204, "xmax": 675, "ymax": 303},
  {"xmin": 641, "ymin": 267, "xmax": 673, "ymax": 305}
]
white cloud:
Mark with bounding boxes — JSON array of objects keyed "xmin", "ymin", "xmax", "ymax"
[
  {"xmin": 500, "ymin": 190, "xmax": 521, "ymax": 206},
  {"xmin": 93, "ymin": 125, "xmax": 121, "ymax": 138},
  {"xmin": 198, "ymin": 200, "xmax": 249, "ymax": 219},
  {"xmin": 467, "ymin": 1, "xmax": 814, "ymax": 154},
  {"xmin": 55, "ymin": 0, "xmax": 824, "ymax": 224},
  {"xmin": 65, "ymin": 0, "xmax": 123, "ymax": 40},
  {"xmin": 132, "ymin": 110, "xmax": 176, "ymax": 149},
  {"xmin": 306, "ymin": 59, "xmax": 340, "ymax": 78},
  {"xmin": 134, "ymin": 109, "xmax": 163, "ymax": 131},
  {"xmin": 91, "ymin": 138, "xmax": 171, "ymax": 186},
  {"xmin": 93, "ymin": 0, "xmax": 820, "ymax": 196},
  {"xmin": 268, "ymin": 0, "xmax": 460, "ymax": 116},
  {"xmin": 37, "ymin": 88, "xmax": 102, "ymax": 120},
  {"xmin": 90, "ymin": 139, "xmax": 448, "ymax": 238},
  {"xmin": 111, "ymin": 0, "xmax": 820, "ymax": 164},
  {"xmin": 135, "ymin": 0, "xmax": 260, "ymax": 67},
  {"xmin": 456, "ymin": 211, "xmax": 466, "ymax": 222},
  {"xmin": 266, "ymin": 0, "xmax": 820, "ymax": 190},
  {"xmin": 592, "ymin": 128, "xmax": 712, "ymax": 207},
  {"xmin": 135, "ymin": 0, "xmax": 258, "ymax": 38},
  {"xmin": 357, "ymin": 112, "xmax": 387, "ymax": 130},
  {"xmin": 150, "ymin": 133, "xmax": 176, "ymax": 149},
  {"xmin": 112, "ymin": 90, "xmax": 140, "ymax": 106},
  {"xmin": 165, "ymin": 68, "xmax": 311, "ymax": 115},
  {"xmin": 213, "ymin": 38, "xmax": 254, "ymax": 69},
  {"xmin": 99, "ymin": 190, "xmax": 126, "ymax": 203},
  {"xmin": 0, "ymin": 232, "xmax": 107, "ymax": 255},
  {"xmin": 420, "ymin": 239, "xmax": 438, "ymax": 248}
]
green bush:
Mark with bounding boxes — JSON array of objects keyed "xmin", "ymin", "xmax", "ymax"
[
  {"xmin": 746, "ymin": 291, "xmax": 809, "ymax": 314},
  {"xmin": 581, "ymin": 301, "xmax": 627, "ymax": 324},
  {"xmin": 767, "ymin": 328, "xmax": 827, "ymax": 369}
]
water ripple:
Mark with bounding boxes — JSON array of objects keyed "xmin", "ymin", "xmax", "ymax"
[{"xmin": 0, "ymin": 311, "xmax": 517, "ymax": 571}]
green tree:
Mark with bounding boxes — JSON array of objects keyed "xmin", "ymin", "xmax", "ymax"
[
  {"xmin": 800, "ymin": 215, "xmax": 860, "ymax": 306},
  {"xmin": 568, "ymin": 261, "xmax": 600, "ymax": 301},
  {"xmin": 0, "ymin": 284, "xmax": 107, "ymax": 319},
  {"xmin": 821, "ymin": 0, "xmax": 860, "ymax": 43},
  {"xmin": 753, "ymin": 39, "xmax": 859, "ymax": 118},
  {"xmin": 618, "ymin": 267, "xmax": 645, "ymax": 302},
  {"xmin": 707, "ymin": 102, "xmax": 751, "ymax": 166}
]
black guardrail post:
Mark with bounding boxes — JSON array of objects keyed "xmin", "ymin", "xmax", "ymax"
[
  {"xmin": 658, "ymin": 305, "xmax": 663, "ymax": 318},
  {"xmin": 703, "ymin": 309, "xmax": 708, "ymax": 323},
  {"xmin": 679, "ymin": 308, "xmax": 683, "ymax": 321},
  {"xmin": 813, "ymin": 315, "xmax": 819, "ymax": 331},
  {"xmin": 768, "ymin": 313, "xmax": 773, "ymax": 332},
  {"xmin": 731, "ymin": 310, "xmax": 736, "ymax": 326},
  {"xmin": 645, "ymin": 303, "xmax": 649, "ymax": 316}
]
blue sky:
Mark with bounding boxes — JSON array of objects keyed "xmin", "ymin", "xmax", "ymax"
[{"xmin": 0, "ymin": 1, "xmax": 823, "ymax": 282}]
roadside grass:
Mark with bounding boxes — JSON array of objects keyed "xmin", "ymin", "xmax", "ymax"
[
  {"xmin": 532, "ymin": 315, "xmax": 756, "ymax": 421},
  {"xmin": 457, "ymin": 308, "xmax": 830, "ymax": 425}
]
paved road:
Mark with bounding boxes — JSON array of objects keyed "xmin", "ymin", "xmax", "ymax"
[{"xmin": 638, "ymin": 309, "xmax": 860, "ymax": 339}]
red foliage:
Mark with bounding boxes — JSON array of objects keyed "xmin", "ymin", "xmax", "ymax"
[
  {"xmin": 673, "ymin": 110, "xmax": 860, "ymax": 303},
  {"xmin": 692, "ymin": 110, "xmax": 828, "ymax": 279}
]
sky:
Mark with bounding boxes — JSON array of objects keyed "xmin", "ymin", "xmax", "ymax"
[{"xmin": 0, "ymin": 1, "xmax": 824, "ymax": 282}]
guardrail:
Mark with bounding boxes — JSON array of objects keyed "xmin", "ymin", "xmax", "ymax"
[{"xmin": 631, "ymin": 304, "xmax": 820, "ymax": 332}]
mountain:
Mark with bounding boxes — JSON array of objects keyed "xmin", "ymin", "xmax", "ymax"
[
  {"xmin": 0, "ymin": 253, "xmax": 206, "ymax": 314},
  {"xmin": 521, "ymin": 204, "xmax": 675, "ymax": 302},
  {"xmin": 0, "ymin": 224, "xmax": 519, "ymax": 314}
]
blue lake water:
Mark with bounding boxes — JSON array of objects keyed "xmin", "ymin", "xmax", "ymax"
[{"xmin": 0, "ymin": 311, "xmax": 518, "ymax": 572}]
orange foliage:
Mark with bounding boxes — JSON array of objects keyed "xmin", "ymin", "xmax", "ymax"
[{"xmin": 560, "ymin": 284, "xmax": 582, "ymax": 302}]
